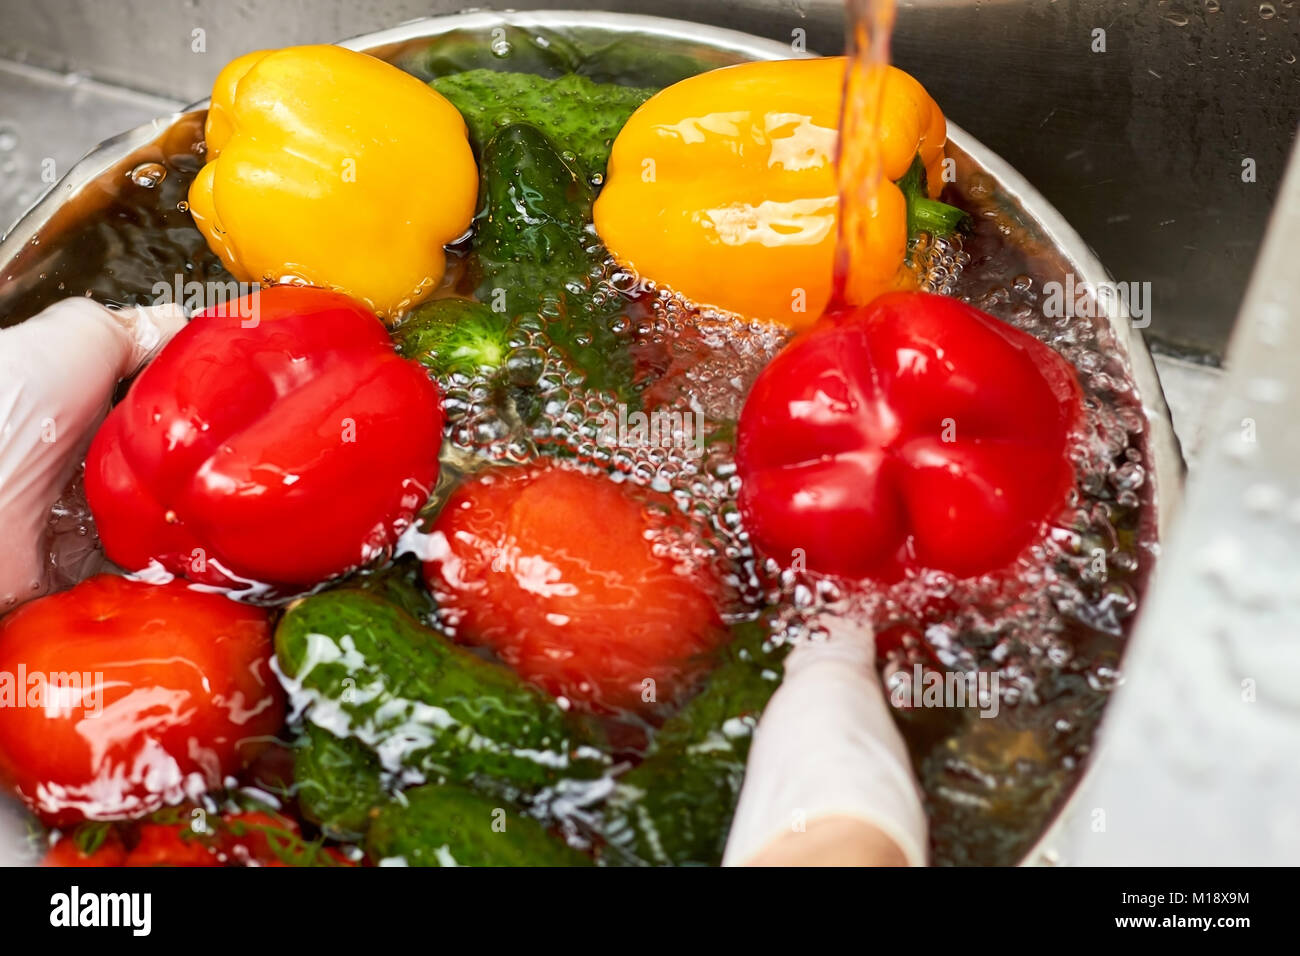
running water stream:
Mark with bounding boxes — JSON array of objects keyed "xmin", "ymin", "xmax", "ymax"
[{"xmin": 833, "ymin": 0, "xmax": 905, "ymax": 307}]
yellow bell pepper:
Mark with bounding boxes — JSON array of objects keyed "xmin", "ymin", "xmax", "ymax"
[
  {"xmin": 188, "ymin": 45, "xmax": 478, "ymax": 319},
  {"xmin": 592, "ymin": 57, "xmax": 954, "ymax": 328}
]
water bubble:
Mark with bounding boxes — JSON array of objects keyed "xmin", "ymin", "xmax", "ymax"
[{"xmin": 128, "ymin": 162, "xmax": 167, "ymax": 188}]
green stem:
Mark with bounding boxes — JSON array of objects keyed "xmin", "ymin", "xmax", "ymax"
[{"xmin": 896, "ymin": 154, "xmax": 968, "ymax": 242}]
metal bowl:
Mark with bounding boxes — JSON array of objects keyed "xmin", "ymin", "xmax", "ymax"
[{"xmin": 0, "ymin": 10, "xmax": 1184, "ymax": 865}]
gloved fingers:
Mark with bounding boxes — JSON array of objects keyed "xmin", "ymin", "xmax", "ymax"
[
  {"xmin": 784, "ymin": 612, "xmax": 878, "ymax": 676},
  {"xmin": 738, "ymin": 814, "xmax": 914, "ymax": 868},
  {"xmin": 722, "ymin": 612, "xmax": 929, "ymax": 867},
  {"xmin": 0, "ymin": 299, "xmax": 186, "ymax": 607},
  {"xmin": 109, "ymin": 302, "xmax": 188, "ymax": 373}
]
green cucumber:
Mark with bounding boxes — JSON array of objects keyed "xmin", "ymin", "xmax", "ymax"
[
  {"xmin": 601, "ymin": 618, "xmax": 789, "ymax": 866},
  {"xmin": 393, "ymin": 297, "xmax": 550, "ymax": 427},
  {"xmin": 431, "ymin": 70, "xmax": 655, "ymax": 183},
  {"xmin": 470, "ymin": 123, "xmax": 637, "ymax": 401},
  {"xmin": 275, "ymin": 589, "xmax": 607, "ymax": 799},
  {"xmin": 366, "ymin": 784, "xmax": 592, "ymax": 867},
  {"xmin": 338, "ymin": 554, "xmax": 436, "ymax": 626},
  {"xmin": 394, "ymin": 298, "xmax": 514, "ymax": 380},
  {"xmin": 292, "ymin": 723, "xmax": 387, "ymax": 841}
]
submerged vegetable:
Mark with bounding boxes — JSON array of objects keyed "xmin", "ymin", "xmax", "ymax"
[
  {"xmin": 73, "ymin": 808, "xmax": 355, "ymax": 867},
  {"xmin": 366, "ymin": 784, "xmax": 592, "ymax": 867},
  {"xmin": 292, "ymin": 723, "xmax": 387, "ymax": 842},
  {"xmin": 43, "ymin": 831, "xmax": 128, "ymax": 867},
  {"xmin": 394, "ymin": 297, "xmax": 513, "ymax": 379},
  {"xmin": 274, "ymin": 588, "xmax": 606, "ymax": 795},
  {"xmin": 471, "ymin": 123, "xmax": 636, "ymax": 399},
  {"xmin": 736, "ymin": 291, "xmax": 1083, "ymax": 580},
  {"xmin": 601, "ymin": 619, "xmax": 787, "ymax": 866},
  {"xmin": 594, "ymin": 57, "xmax": 961, "ymax": 327},
  {"xmin": 431, "ymin": 69, "xmax": 656, "ymax": 181},
  {"xmin": 85, "ymin": 286, "xmax": 444, "ymax": 590},
  {"xmin": 123, "ymin": 822, "xmax": 224, "ymax": 867},
  {"xmin": 189, "ymin": 45, "xmax": 478, "ymax": 317},
  {"xmin": 423, "ymin": 461, "xmax": 727, "ymax": 714},
  {"xmin": 342, "ymin": 555, "xmax": 438, "ymax": 626},
  {"xmin": 0, "ymin": 576, "xmax": 283, "ymax": 825}
]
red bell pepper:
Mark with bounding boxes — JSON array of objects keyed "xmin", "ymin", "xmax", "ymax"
[
  {"xmin": 85, "ymin": 286, "xmax": 444, "ymax": 589},
  {"xmin": 736, "ymin": 291, "xmax": 1083, "ymax": 580}
]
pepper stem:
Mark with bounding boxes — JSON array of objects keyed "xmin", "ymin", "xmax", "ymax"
[{"xmin": 896, "ymin": 154, "xmax": 968, "ymax": 242}]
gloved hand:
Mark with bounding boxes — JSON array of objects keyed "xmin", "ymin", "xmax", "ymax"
[
  {"xmin": 723, "ymin": 614, "xmax": 928, "ymax": 866},
  {"xmin": 0, "ymin": 299, "xmax": 186, "ymax": 609}
]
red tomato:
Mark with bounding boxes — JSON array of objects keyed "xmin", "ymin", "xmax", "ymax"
[
  {"xmin": 124, "ymin": 823, "xmax": 221, "ymax": 867},
  {"xmin": 216, "ymin": 809, "xmax": 299, "ymax": 864},
  {"xmin": 736, "ymin": 291, "xmax": 1082, "ymax": 580},
  {"xmin": 220, "ymin": 811, "xmax": 356, "ymax": 867},
  {"xmin": 84, "ymin": 285, "xmax": 444, "ymax": 590},
  {"xmin": 0, "ymin": 575, "xmax": 284, "ymax": 825},
  {"xmin": 424, "ymin": 462, "xmax": 726, "ymax": 712},
  {"xmin": 43, "ymin": 832, "xmax": 128, "ymax": 867},
  {"xmin": 44, "ymin": 811, "xmax": 353, "ymax": 867}
]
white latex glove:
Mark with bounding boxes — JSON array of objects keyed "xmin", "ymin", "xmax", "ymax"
[
  {"xmin": 723, "ymin": 615, "xmax": 928, "ymax": 866},
  {"xmin": 0, "ymin": 298, "xmax": 186, "ymax": 609}
]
